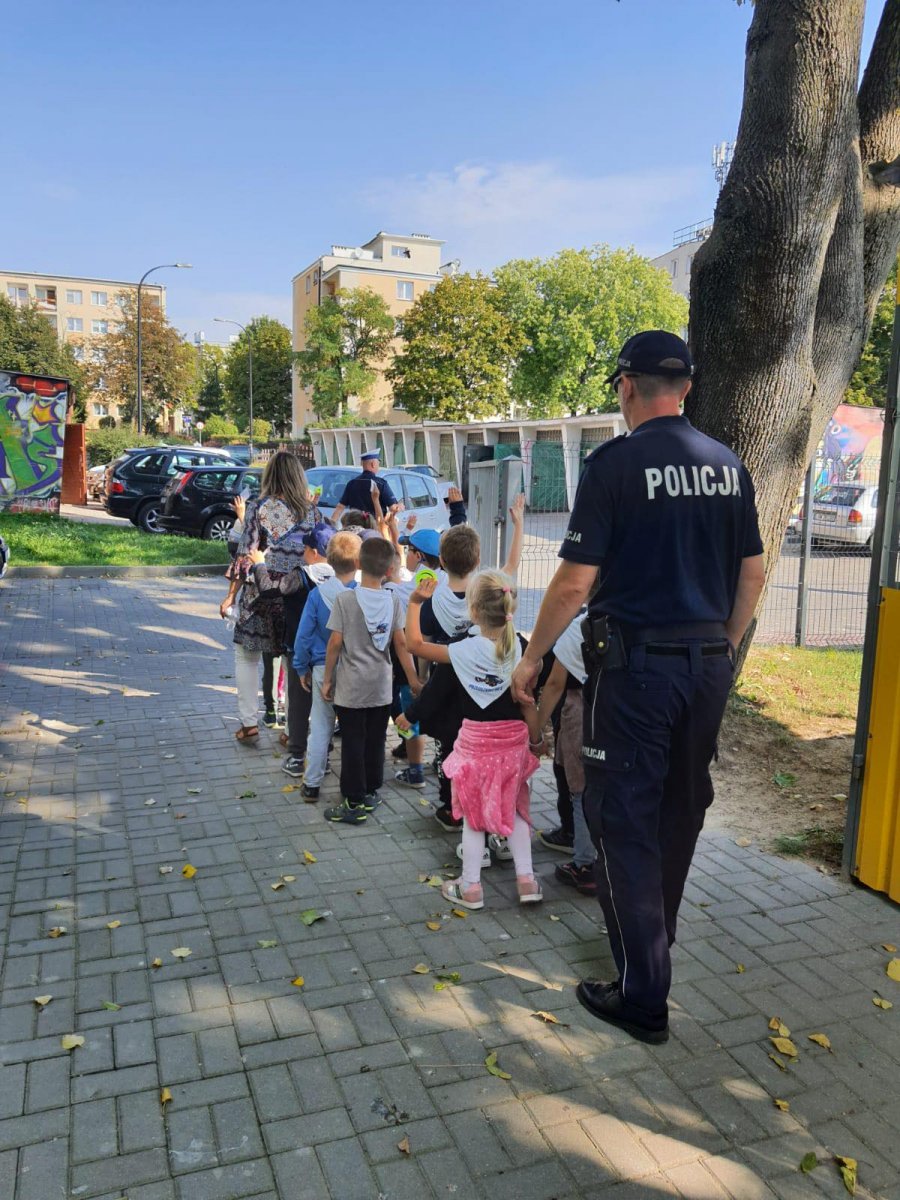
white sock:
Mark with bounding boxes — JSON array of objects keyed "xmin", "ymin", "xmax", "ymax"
[{"xmin": 461, "ymin": 822, "xmax": 485, "ymax": 887}]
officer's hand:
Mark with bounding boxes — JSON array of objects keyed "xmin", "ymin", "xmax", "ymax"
[{"xmin": 511, "ymin": 655, "xmax": 542, "ymax": 706}]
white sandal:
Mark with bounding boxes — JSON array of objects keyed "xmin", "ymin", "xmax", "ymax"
[{"xmin": 441, "ymin": 879, "xmax": 484, "ymax": 910}]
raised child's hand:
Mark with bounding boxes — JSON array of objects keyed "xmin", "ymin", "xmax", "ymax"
[
  {"xmin": 410, "ymin": 575, "xmax": 438, "ymax": 604},
  {"xmin": 509, "ymin": 492, "xmax": 526, "ymax": 525},
  {"xmin": 447, "ymin": 486, "xmax": 463, "ymax": 504}
]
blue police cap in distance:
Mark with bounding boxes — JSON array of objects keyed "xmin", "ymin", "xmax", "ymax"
[
  {"xmin": 605, "ymin": 330, "xmax": 693, "ymax": 387},
  {"xmin": 361, "ymin": 450, "xmax": 380, "ymax": 461},
  {"xmin": 399, "ymin": 528, "xmax": 441, "ymax": 557}
]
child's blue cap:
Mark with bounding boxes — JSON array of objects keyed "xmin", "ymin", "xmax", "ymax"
[
  {"xmin": 400, "ymin": 528, "xmax": 441, "ymax": 558},
  {"xmin": 302, "ymin": 523, "xmax": 334, "ymax": 555}
]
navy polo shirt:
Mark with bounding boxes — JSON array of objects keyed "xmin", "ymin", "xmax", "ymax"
[
  {"xmin": 338, "ymin": 471, "xmax": 398, "ymax": 517},
  {"xmin": 560, "ymin": 415, "xmax": 763, "ymax": 627}
]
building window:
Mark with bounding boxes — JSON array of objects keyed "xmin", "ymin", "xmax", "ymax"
[
  {"xmin": 35, "ymin": 286, "xmax": 57, "ymax": 307},
  {"xmin": 93, "ymin": 402, "xmax": 110, "ymax": 417},
  {"xmin": 66, "ymin": 317, "xmax": 83, "ymax": 332},
  {"xmin": 71, "ymin": 345, "xmax": 85, "ymax": 362},
  {"xmin": 7, "ymin": 284, "xmax": 28, "ymax": 305},
  {"xmin": 91, "ymin": 290, "xmax": 108, "ymax": 306},
  {"xmin": 686, "ymin": 255, "xmax": 693, "ymax": 275},
  {"xmin": 96, "ymin": 376, "xmax": 106, "ymax": 391},
  {"xmin": 396, "ymin": 281, "xmax": 414, "ymax": 302},
  {"xmin": 313, "ymin": 270, "xmax": 319, "ymax": 284},
  {"xmin": 305, "ymin": 275, "xmax": 311, "ymax": 294},
  {"xmin": 391, "ymin": 246, "xmax": 411, "ymax": 258},
  {"xmin": 66, "ymin": 289, "xmax": 83, "ymax": 304},
  {"xmin": 92, "ymin": 319, "xmax": 109, "ymax": 335},
  {"xmin": 671, "ymin": 260, "xmax": 678, "ymax": 278}
]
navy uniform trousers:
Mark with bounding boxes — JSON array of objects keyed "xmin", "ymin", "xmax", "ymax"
[{"xmin": 582, "ymin": 642, "xmax": 733, "ymax": 1017}]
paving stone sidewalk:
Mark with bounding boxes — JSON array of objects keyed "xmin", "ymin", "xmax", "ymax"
[{"xmin": 1, "ymin": 576, "xmax": 899, "ymax": 1200}]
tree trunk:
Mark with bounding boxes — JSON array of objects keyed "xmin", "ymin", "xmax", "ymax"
[{"xmin": 686, "ymin": 0, "xmax": 900, "ymax": 651}]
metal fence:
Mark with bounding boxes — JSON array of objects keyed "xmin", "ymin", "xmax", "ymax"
[{"xmin": 486, "ymin": 444, "xmax": 878, "ymax": 647}]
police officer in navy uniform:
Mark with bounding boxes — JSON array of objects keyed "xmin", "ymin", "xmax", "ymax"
[
  {"xmin": 330, "ymin": 451, "xmax": 399, "ymax": 524},
  {"xmin": 512, "ymin": 330, "xmax": 765, "ymax": 1044}
]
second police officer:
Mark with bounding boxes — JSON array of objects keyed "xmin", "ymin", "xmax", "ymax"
[
  {"xmin": 330, "ymin": 450, "xmax": 400, "ymax": 525},
  {"xmin": 512, "ymin": 330, "xmax": 766, "ymax": 1044}
]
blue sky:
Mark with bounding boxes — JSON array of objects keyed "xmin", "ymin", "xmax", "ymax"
[{"xmin": 1, "ymin": 1, "xmax": 879, "ymax": 344}]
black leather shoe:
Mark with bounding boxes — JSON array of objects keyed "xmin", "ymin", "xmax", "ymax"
[{"xmin": 576, "ymin": 980, "xmax": 669, "ymax": 1044}]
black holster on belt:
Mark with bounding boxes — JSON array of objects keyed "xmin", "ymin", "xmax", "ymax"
[{"xmin": 580, "ymin": 612, "xmax": 628, "ymax": 673}]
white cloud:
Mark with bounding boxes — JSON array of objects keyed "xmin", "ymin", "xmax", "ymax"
[{"xmin": 362, "ymin": 160, "xmax": 707, "ymax": 269}]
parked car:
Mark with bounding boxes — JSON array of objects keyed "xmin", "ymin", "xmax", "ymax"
[
  {"xmin": 218, "ymin": 444, "xmax": 252, "ymax": 465},
  {"xmin": 159, "ymin": 465, "xmax": 261, "ymax": 540},
  {"xmin": 105, "ymin": 446, "xmax": 236, "ymax": 533},
  {"xmin": 306, "ymin": 466, "xmax": 447, "ymax": 533},
  {"xmin": 788, "ymin": 482, "xmax": 878, "ymax": 550},
  {"xmin": 395, "ymin": 463, "xmax": 453, "ymax": 503},
  {"xmin": 87, "ymin": 463, "xmax": 108, "ymax": 501}
]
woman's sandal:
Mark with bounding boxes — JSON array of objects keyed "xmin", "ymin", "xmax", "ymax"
[
  {"xmin": 235, "ymin": 725, "xmax": 259, "ymax": 743},
  {"xmin": 441, "ymin": 879, "xmax": 484, "ymax": 911},
  {"xmin": 517, "ymin": 875, "xmax": 544, "ymax": 905}
]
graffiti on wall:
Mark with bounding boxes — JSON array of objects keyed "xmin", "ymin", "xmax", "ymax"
[
  {"xmin": 0, "ymin": 371, "xmax": 69, "ymax": 514},
  {"xmin": 816, "ymin": 402, "xmax": 884, "ymax": 489}
]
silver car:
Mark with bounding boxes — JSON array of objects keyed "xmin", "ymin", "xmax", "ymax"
[
  {"xmin": 789, "ymin": 482, "xmax": 877, "ymax": 549},
  {"xmin": 306, "ymin": 466, "xmax": 448, "ymax": 533}
]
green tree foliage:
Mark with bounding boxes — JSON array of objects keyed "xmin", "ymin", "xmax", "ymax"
[
  {"xmin": 195, "ymin": 343, "xmax": 228, "ymax": 420},
  {"xmin": 0, "ymin": 295, "xmax": 88, "ymax": 419},
  {"xmin": 224, "ymin": 317, "xmax": 293, "ymax": 437},
  {"xmin": 294, "ymin": 289, "xmax": 395, "ymax": 421},
  {"xmin": 84, "ymin": 428, "xmax": 178, "ymax": 468},
  {"xmin": 249, "ymin": 417, "xmax": 272, "ymax": 441},
  {"xmin": 845, "ymin": 264, "xmax": 897, "ymax": 407},
  {"xmin": 494, "ymin": 246, "xmax": 689, "ymax": 417},
  {"xmin": 203, "ymin": 414, "xmax": 240, "ymax": 440},
  {"xmin": 85, "ymin": 293, "xmax": 196, "ymax": 427},
  {"xmin": 388, "ymin": 274, "xmax": 525, "ymax": 422}
]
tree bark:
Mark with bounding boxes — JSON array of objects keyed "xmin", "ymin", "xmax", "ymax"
[{"xmin": 686, "ymin": 0, "xmax": 900, "ymax": 627}]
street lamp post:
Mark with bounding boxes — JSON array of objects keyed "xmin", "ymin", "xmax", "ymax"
[
  {"xmin": 136, "ymin": 262, "xmax": 192, "ymax": 434},
  {"xmin": 215, "ymin": 318, "xmax": 254, "ymax": 460}
]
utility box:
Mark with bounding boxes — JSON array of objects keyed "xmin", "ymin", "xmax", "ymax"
[{"xmin": 467, "ymin": 456, "xmax": 524, "ymax": 572}]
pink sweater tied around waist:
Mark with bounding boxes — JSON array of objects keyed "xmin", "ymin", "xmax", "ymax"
[{"xmin": 443, "ymin": 718, "xmax": 539, "ymax": 836}]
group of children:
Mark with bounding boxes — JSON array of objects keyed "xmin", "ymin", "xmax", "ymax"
[{"xmin": 226, "ymin": 455, "xmax": 598, "ymax": 912}]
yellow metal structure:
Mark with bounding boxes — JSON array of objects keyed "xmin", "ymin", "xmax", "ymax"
[{"xmin": 855, "ymin": 587, "xmax": 900, "ymax": 901}]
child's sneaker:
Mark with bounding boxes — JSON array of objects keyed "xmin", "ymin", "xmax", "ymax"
[
  {"xmin": 487, "ymin": 834, "xmax": 513, "ymax": 862},
  {"xmin": 441, "ymin": 878, "xmax": 484, "ymax": 910},
  {"xmin": 456, "ymin": 841, "xmax": 491, "ymax": 869},
  {"xmin": 263, "ymin": 709, "xmax": 279, "ymax": 729},
  {"xmin": 554, "ymin": 861, "xmax": 597, "ymax": 896},
  {"xmin": 300, "ymin": 783, "xmax": 319, "ymax": 801},
  {"xmin": 391, "ymin": 741, "xmax": 408, "ymax": 761},
  {"xmin": 362, "ymin": 792, "xmax": 382, "ymax": 812},
  {"xmin": 517, "ymin": 875, "xmax": 543, "ymax": 904},
  {"xmin": 435, "ymin": 805, "xmax": 463, "ymax": 832},
  {"xmin": 325, "ymin": 800, "xmax": 367, "ymax": 825},
  {"xmin": 538, "ymin": 827, "xmax": 575, "ymax": 854},
  {"xmin": 395, "ymin": 766, "xmax": 425, "ymax": 790},
  {"xmin": 282, "ymin": 756, "xmax": 304, "ymax": 778}
]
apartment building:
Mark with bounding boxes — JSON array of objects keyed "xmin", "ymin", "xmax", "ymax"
[
  {"xmin": 650, "ymin": 219, "xmax": 712, "ymax": 301},
  {"xmin": 1, "ymin": 270, "xmax": 165, "ymax": 427},
  {"xmin": 291, "ymin": 231, "xmax": 455, "ymax": 434}
]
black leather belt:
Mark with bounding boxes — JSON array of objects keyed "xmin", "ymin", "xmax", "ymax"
[
  {"xmin": 645, "ymin": 642, "xmax": 730, "ymax": 657},
  {"xmin": 621, "ymin": 621, "xmax": 728, "ymax": 645}
]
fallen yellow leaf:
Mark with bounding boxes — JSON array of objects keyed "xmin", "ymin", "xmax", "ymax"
[
  {"xmin": 48, "ymin": 926, "xmax": 67, "ymax": 938},
  {"xmin": 281, "ymin": 784, "xmax": 297, "ymax": 792},
  {"xmin": 181, "ymin": 864, "xmax": 197, "ymax": 879},
  {"xmin": 61, "ymin": 1034, "xmax": 85, "ymax": 1051},
  {"xmin": 271, "ymin": 881, "xmax": 285, "ymax": 891},
  {"xmin": 736, "ymin": 963, "xmax": 746, "ymax": 974},
  {"xmin": 531, "ymin": 1010, "xmax": 563, "ymax": 1025},
  {"xmin": 774, "ymin": 1099, "xmax": 790, "ymax": 1112},
  {"xmin": 768, "ymin": 1016, "xmax": 791, "ymax": 1037},
  {"xmin": 303, "ymin": 851, "xmax": 317, "ymax": 864},
  {"xmin": 151, "ymin": 957, "xmax": 163, "ymax": 969},
  {"xmin": 886, "ymin": 958, "xmax": 900, "ymax": 982},
  {"xmin": 808, "ymin": 1032, "xmax": 832, "ymax": 1052},
  {"xmin": 171, "ymin": 947, "xmax": 192, "ymax": 959},
  {"xmin": 769, "ymin": 1053, "xmax": 787, "ymax": 1071},
  {"xmin": 835, "ymin": 1154, "xmax": 857, "ymax": 1196},
  {"xmin": 484, "ymin": 1051, "xmax": 511, "ymax": 1080},
  {"xmin": 106, "ymin": 920, "xmax": 121, "ymax": 929},
  {"xmin": 33, "ymin": 995, "xmax": 52, "ymax": 1008},
  {"xmin": 549, "ymin": 914, "xmax": 561, "ymax": 922},
  {"xmin": 425, "ymin": 922, "xmax": 441, "ymax": 931},
  {"xmin": 282, "ymin": 875, "xmax": 296, "ymax": 882},
  {"xmin": 397, "ymin": 1135, "xmax": 411, "ymax": 1155},
  {"xmin": 412, "ymin": 964, "xmax": 430, "ymax": 975},
  {"xmin": 425, "ymin": 875, "xmax": 442, "ymax": 887},
  {"xmin": 160, "ymin": 1086, "xmax": 172, "ymax": 1108},
  {"xmin": 770, "ymin": 1036, "xmax": 799, "ymax": 1058},
  {"xmin": 882, "ymin": 943, "xmax": 897, "ymax": 953},
  {"xmin": 292, "ymin": 976, "xmax": 304, "ymax": 988},
  {"xmin": 873, "ymin": 996, "xmax": 893, "ymax": 1010},
  {"xmin": 451, "ymin": 909, "xmax": 467, "ymax": 919}
]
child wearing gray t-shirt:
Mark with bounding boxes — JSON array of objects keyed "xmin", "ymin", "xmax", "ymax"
[{"xmin": 322, "ymin": 537, "xmax": 404, "ymax": 823}]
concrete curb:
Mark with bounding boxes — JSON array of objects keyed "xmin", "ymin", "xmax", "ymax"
[{"xmin": 7, "ymin": 563, "xmax": 227, "ymax": 579}]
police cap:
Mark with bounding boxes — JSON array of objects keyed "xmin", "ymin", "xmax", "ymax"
[{"xmin": 605, "ymin": 330, "xmax": 693, "ymax": 387}]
